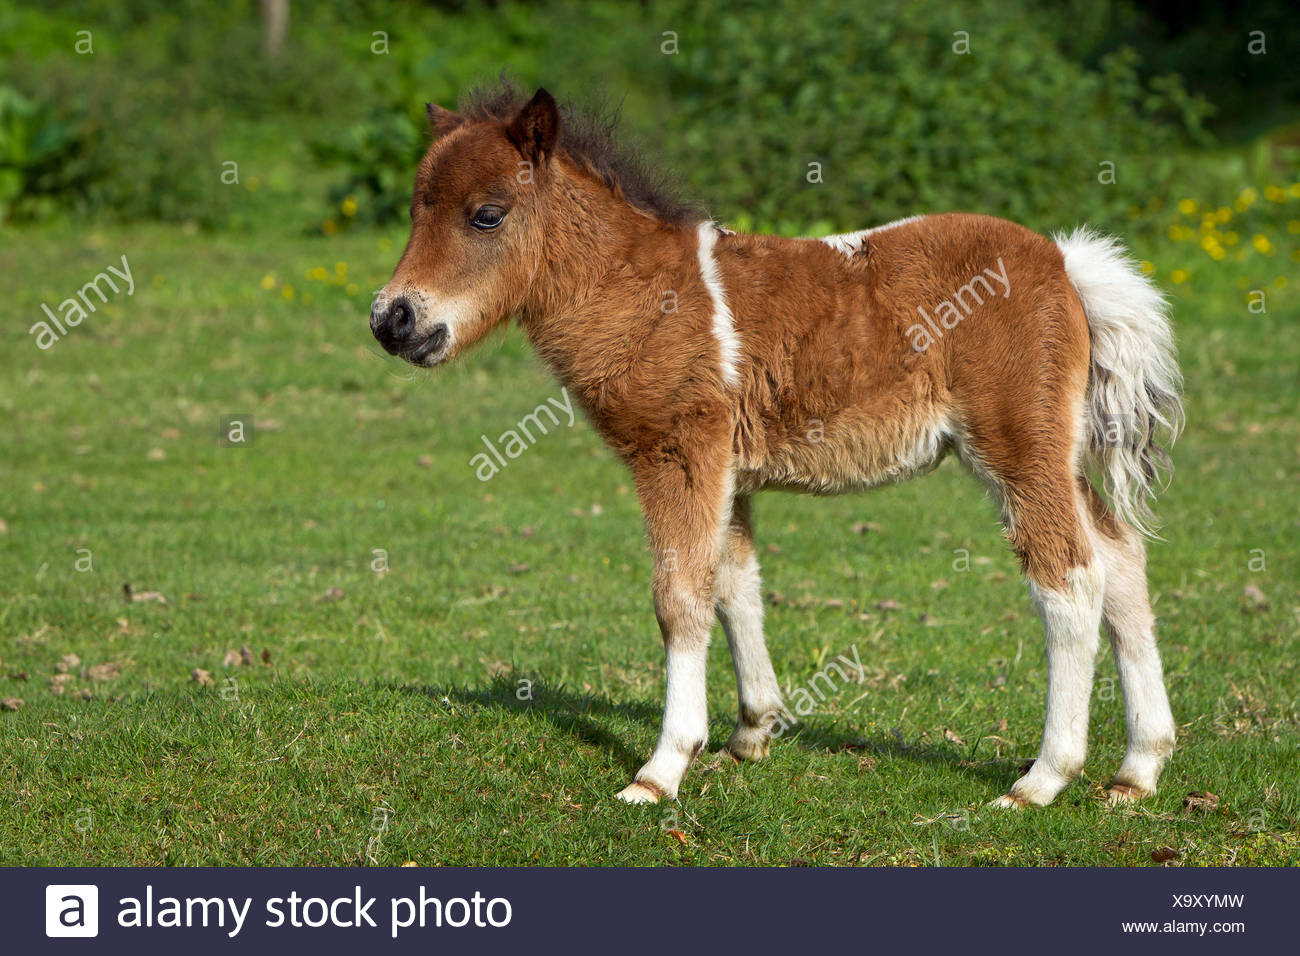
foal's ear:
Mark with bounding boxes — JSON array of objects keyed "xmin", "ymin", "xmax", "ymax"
[
  {"xmin": 506, "ymin": 88, "xmax": 560, "ymax": 164},
  {"xmin": 426, "ymin": 103, "xmax": 466, "ymax": 137}
]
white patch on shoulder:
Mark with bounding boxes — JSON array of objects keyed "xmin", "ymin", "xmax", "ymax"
[
  {"xmin": 697, "ymin": 221, "xmax": 741, "ymax": 387},
  {"xmin": 818, "ymin": 215, "xmax": 926, "ymax": 256}
]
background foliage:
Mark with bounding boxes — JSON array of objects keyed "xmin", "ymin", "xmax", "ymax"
[{"xmin": 2, "ymin": 0, "xmax": 1291, "ymax": 235}]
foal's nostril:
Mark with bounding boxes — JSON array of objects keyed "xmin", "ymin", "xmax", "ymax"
[{"xmin": 390, "ymin": 299, "xmax": 414, "ymax": 339}]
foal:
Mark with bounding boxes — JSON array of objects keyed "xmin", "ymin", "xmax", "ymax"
[{"xmin": 370, "ymin": 84, "xmax": 1182, "ymax": 809}]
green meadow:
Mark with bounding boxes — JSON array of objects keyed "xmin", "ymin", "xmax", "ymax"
[{"xmin": 2, "ymin": 199, "xmax": 1296, "ymax": 865}]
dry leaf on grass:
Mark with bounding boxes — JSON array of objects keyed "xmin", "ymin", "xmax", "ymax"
[
  {"xmin": 1242, "ymin": 585, "xmax": 1269, "ymax": 612},
  {"xmin": 666, "ymin": 829, "xmax": 688, "ymax": 845},
  {"xmin": 222, "ymin": 646, "xmax": 255, "ymax": 668},
  {"xmin": 56, "ymin": 654, "xmax": 81, "ymax": 673},
  {"xmin": 943, "ymin": 728, "xmax": 966, "ymax": 746},
  {"xmin": 1150, "ymin": 846, "xmax": 1179, "ymax": 863},
  {"xmin": 122, "ymin": 583, "xmax": 169, "ymax": 605},
  {"xmin": 1183, "ymin": 791, "xmax": 1220, "ymax": 813},
  {"xmin": 85, "ymin": 663, "xmax": 120, "ymax": 682},
  {"xmin": 49, "ymin": 674, "xmax": 75, "ymax": 693},
  {"xmin": 1, "ymin": 697, "xmax": 23, "ymax": 711},
  {"xmin": 191, "ymin": 668, "xmax": 214, "ymax": 687},
  {"xmin": 317, "ymin": 586, "xmax": 345, "ymax": 603}
]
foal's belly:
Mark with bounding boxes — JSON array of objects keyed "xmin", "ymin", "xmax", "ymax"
[{"xmin": 734, "ymin": 403, "xmax": 953, "ymax": 495}]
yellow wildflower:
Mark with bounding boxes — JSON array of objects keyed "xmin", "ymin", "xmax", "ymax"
[
  {"xmin": 1170, "ymin": 269, "xmax": 1189, "ymax": 284},
  {"xmin": 260, "ymin": 274, "xmax": 276, "ymax": 290},
  {"xmin": 1177, "ymin": 198, "xmax": 1197, "ymax": 215}
]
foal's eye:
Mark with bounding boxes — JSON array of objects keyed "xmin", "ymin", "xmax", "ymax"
[{"xmin": 470, "ymin": 205, "xmax": 506, "ymax": 231}]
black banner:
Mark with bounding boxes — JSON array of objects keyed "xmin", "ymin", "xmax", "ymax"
[{"xmin": 10, "ymin": 867, "xmax": 1288, "ymax": 953}]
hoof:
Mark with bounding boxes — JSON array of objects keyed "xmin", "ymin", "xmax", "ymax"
[
  {"xmin": 990, "ymin": 792, "xmax": 1029, "ymax": 810},
  {"xmin": 725, "ymin": 729, "xmax": 771, "ymax": 762},
  {"xmin": 1107, "ymin": 782, "xmax": 1150, "ymax": 805},
  {"xmin": 615, "ymin": 780, "xmax": 665, "ymax": 805}
]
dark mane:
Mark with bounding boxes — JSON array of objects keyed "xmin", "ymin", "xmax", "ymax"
[{"xmin": 459, "ymin": 78, "xmax": 706, "ymax": 228}]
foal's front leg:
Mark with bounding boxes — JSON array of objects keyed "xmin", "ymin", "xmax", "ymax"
[{"xmin": 616, "ymin": 461, "xmax": 731, "ymax": 804}]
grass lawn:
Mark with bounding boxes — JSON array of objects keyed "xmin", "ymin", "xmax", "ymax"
[{"xmin": 1, "ymin": 209, "xmax": 1296, "ymax": 867}]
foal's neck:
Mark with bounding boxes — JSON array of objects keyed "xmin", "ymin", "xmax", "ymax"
[{"xmin": 517, "ymin": 164, "xmax": 704, "ymax": 401}]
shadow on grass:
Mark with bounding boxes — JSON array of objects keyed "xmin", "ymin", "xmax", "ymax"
[{"xmin": 385, "ymin": 674, "xmax": 1021, "ymax": 788}]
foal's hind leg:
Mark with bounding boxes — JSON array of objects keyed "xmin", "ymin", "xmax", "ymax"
[
  {"xmin": 1083, "ymin": 486, "xmax": 1177, "ymax": 802},
  {"xmin": 987, "ymin": 473, "xmax": 1105, "ymax": 808},
  {"xmin": 715, "ymin": 496, "xmax": 784, "ymax": 761}
]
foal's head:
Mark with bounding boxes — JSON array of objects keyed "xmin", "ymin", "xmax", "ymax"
[{"xmin": 370, "ymin": 88, "xmax": 561, "ymax": 367}]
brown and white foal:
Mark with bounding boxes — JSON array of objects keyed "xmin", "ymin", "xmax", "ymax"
[{"xmin": 370, "ymin": 85, "xmax": 1182, "ymax": 809}]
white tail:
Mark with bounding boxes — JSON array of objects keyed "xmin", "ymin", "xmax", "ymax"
[{"xmin": 1054, "ymin": 228, "xmax": 1183, "ymax": 537}]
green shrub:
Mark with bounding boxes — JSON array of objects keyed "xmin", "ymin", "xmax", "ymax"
[
  {"xmin": 306, "ymin": 0, "xmax": 1212, "ymax": 236},
  {"xmin": 0, "ymin": 84, "xmax": 96, "ymax": 222},
  {"xmin": 6, "ymin": 51, "xmax": 234, "ymax": 226},
  {"xmin": 659, "ymin": 0, "xmax": 1210, "ymax": 234}
]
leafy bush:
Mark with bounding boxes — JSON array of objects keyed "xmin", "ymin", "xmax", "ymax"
[
  {"xmin": 659, "ymin": 0, "xmax": 1211, "ymax": 234},
  {"xmin": 4, "ymin": 51, "xmax": 235, "ymax": 226},
  {"xmin": 0, "ymin": 84, "xmax": 96, "ymax": 222},
  {"xmin": 306, "ymin": 0, "xmax": 1212, "ymax": 236},
  {"xmin": 0, "ymin": 0, "xmax": 373, "ymax": 225},
  {"xmin": 0, "ymin": 0, "xmax": 1222, "ymax": 234}
]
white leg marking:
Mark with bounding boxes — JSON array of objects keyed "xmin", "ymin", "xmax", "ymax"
[
  {"xmin": 696, "ymin": 221, "xmax": 741, "ymax": 387},
  {"xmin": 617, "ymin": 644, "xmax": 710, "ymax": 803},
  {"xmin": 994, "ymin": 563, "xmax": 1105, "ymax": 808},
  {"xmin": 716, "ymin": 548, "xmax": 782, "ymax": 760},
  {"xmin": 1090, "ymin": 523, "xmax": 1176, "ymax": 800}
]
